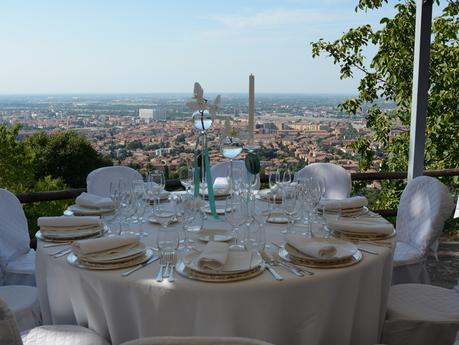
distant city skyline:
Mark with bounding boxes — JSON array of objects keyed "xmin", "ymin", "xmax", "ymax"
[{"xmin": 0, "ymin": 0, "xmax": 399, "ymax": 94}]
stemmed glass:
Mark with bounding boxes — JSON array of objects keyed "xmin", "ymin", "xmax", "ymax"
[
  {"xmin": 156, "ymin": 225, "xmax": 179, "ymax": 260},
  {"xmin": 119, "ymin": 190, "xmax": 137, "ymax": 236},
  {"xmin": 225, "ymin": 194, "xmax": 247, "ymax": 250},
  {"xmin": 268, "ymin": 170, "xmax": 280, "ymax": 207},
  {"xmin": 302, "ymin": 177, "xmax": 323, "ymax": 237},
  {"xmin": 148, "ymin": 171, "xmax": 166, "ymax": 214},
  {"xmin": 220, "ymin": 133, "xmax": 243, "ymax": 193},
  {"xmin": 181, "ymin": 196, "xmax": 204, "ymax": 252},
  {"xmin": 282, "ymin": 187, "xmax": 300, "ymax": 234},
  {"xmin": 321, "ymin": 203, "xmax": 341, "ymax": 238},
  {"xmin": 179, "ymin": 166, "xmax": 194, "ymax": 194}
]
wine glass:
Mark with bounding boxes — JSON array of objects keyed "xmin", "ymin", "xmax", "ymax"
[
  {"xmin": 282, "ymin": 187, "xmax": 300, "ymax": 234},
  {"xmin": 179, "ymin": 166, "xmax": 194, "ymax": 193},
  {"xmin": 225, "ymin": 194, "xmax": 247, "ymax": 250},
  {"xmin": 322, "ymin": 203, "xmax": 341, "ymax": 238},
  {"xmin": 119, "ymin": 190, "xmax": 137, "ymax": 236},
  {"xmin": 156, "ymin": 226, "xmax": 179, "ymax": 259},
  {"xmin": 268, "ymin": 170, "xmax": 280, "ymax": 205},
  {"xmin": 148, "ymin": 171, "xmax": 165, "ymax": 213},
  {"xmin": 220, "ymin": 133, "xmax": 243, "ymax": 192}
]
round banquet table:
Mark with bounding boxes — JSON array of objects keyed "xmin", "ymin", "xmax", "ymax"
[{"xmin": 36, "ymin": 199, "xmax": 394, "ymax": 345}]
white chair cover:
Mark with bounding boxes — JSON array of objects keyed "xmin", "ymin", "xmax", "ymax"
[
  {"xmin": 86, "ymin": 166, "xmax": 143, "ymax": 197},
  {"xmin": 381, "ymin": 283, "xmax": 459, "ymax": 345},
  {"xmin": 393, "ymin": 176, "xmax": 454, "ymax": 284},
  {"xmin": 296, "ymin": 163, "xmax": 351, "ymax": 199},
  {"xmin": 0, "ymin": 297, "xmax": 23, "ymax": 345},
  {"xmin": 21, "ymin": 325, "xmax": 111, "ymax": 345},
  {"xmin": 211, "ymin": 160, "xmax": 261, "ymax": 190},
  {"xmin": 121, "ymin": 337, "xmax": 274, "ymax": 345},
  {"xmin": 0, "ymin": 286, "xmax": 41, "ymax": 332},
  {"xmin": 0, "ymin": 189, "xmax": 35, "ymax": 286}
]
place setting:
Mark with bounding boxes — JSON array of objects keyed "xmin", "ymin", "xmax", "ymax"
[
  {"xmin": 67, "ymin": 235, "xmax": 156, "ymax": 271},
  {"xmin": 175, "ymin": 241, "xmax": 266, "ymax": 283},
  {"xmin": 66, "ymin": 192, "xmax": 115, "ymax": 216},
  {"xmin": 36, "ymin": 215, "xmax": 105, "ymax": 243},
  {"xmin": 277, "ymin": 234, "xmax": 363, "ymax": 268}
]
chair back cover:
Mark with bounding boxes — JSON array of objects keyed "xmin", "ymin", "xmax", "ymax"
[
  {"xmin": 87, "ymin": 166, "xmax": 143, "ymax": 197},
  {"xmin": 0, "ymin": 298, "xmax": 23, "ymax": 345},
  {"xmin": 211, "ymin": 160, "xmax": 260, "ymax": 190},
  {"xmin": 396, "ymin": 176, "xmax": 454, "ymax": 255},
  {"xmin": 121, "ymin": 337, "xmax": 273, "ymax": 345},
  {"xmin": 296, "ymin": 163, "xmax": 351, "ymax": 199},
  {"xmin": 0, "ymin": 189, "xmax": 30, "ymax": 271}
]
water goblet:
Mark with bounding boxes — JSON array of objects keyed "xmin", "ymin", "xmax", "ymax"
[{"xmin": 225, "ymin": 194, "xmax": 247, "ymax": 250}]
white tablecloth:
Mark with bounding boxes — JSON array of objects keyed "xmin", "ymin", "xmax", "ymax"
[{"xmin": 36, "ymin": 202, "xmax": 394, "ymax": 345}]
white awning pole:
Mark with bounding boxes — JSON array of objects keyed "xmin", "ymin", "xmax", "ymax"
[{"xmin": 408, "ymin": 0, "xmax": 433, "ymax": 181}]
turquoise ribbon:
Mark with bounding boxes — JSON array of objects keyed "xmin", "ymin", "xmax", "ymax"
[{"xmin": 193, "ymin": 133, "xmax": 218, "ymax": 219}]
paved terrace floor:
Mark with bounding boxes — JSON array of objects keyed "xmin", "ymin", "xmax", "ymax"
[{"xmin": 427, "ymin": 233, "xmax": 459, "ymax": 288}]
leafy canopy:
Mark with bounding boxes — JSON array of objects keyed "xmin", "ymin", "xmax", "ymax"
[{"xmin": 311, "ymin": 0, "xmax": 458, "ymax": 173}]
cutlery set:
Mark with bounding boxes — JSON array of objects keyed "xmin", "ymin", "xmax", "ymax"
[{"xmin": 155, "ymin": 252, "xmax": 177, "ymax": 283}]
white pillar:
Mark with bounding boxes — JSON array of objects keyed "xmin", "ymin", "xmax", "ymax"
[{"xmin": 408, "ymin": 0, "xmax": 433, "ymax": 181}]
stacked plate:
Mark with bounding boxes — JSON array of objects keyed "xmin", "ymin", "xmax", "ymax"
[
  {"xmin": 67, "ymin": 192, "xmax": 115, "ymax": 216},
  {"xmin": 319, "ymin": 196, "xmax": 369, "ymax": 218},
  {"xmin": 327, "ymin": 217, "xmax": 396, "ymax": 241},
  {"xmin": 67, "ymin": 236, "xmax": 154, "ymax": 270},
  {"xmin": 176, "ymin": 250, "xmax": 265, "ymax": 282},
  {"xmin": 36, "ymin": 216, "xmax": 104, "ymax": 242},
  {"xmin": 279, "ymin": 237, "xmax": 363, "ymax": 268},
  {"xmin": 256, "ymin": 189, "xmax": 283, "ymax": 204},
  {"xmin": 66, "ymin": 204, "xmax": 114, "ymax": 216}
]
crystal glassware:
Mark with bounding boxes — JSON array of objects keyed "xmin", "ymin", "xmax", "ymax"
[{"xmin": 225, "ymin": 194, "xmax": 247, "ymax": 250}]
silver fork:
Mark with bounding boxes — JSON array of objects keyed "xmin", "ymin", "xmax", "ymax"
[
  {"xmin": 155, "ymin": 255, "xmax": 166, "ymax": 282},
  {"xmin": 167, "ymin": 253, "xmax": 177, "ymax": 283}
]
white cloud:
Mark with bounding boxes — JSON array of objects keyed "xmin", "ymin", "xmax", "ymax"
[{"xmin": 212, "ymin": 8, "xmax": 338, "ymax": 30}]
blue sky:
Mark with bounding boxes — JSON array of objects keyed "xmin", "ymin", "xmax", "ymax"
[{"xmin": 0, "ymin": 0, "xmax": 399, "ymax": 94}]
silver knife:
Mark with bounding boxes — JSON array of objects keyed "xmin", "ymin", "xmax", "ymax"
[
  {"xmin": 121, "ymin": 256, "xmax": 160, "ymax": 277},
  {"xmin": 265, "ymin": 263, "xmax": 283, "ymax": 281}
]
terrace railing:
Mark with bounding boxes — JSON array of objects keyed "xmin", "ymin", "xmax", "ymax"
[{"xmin": 15, "ymin": 168, "xmax": 459, "ymax": 217}]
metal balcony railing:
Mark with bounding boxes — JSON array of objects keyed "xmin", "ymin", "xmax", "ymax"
[{"xmin": 14, "ymin": 168, "xmax": 459, "ymax": 218}]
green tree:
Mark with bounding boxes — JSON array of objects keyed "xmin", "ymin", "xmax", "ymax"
[
  {"xmin": 312, "ymin": 0, "xmax": 458, "ymax": 208},
  {"xmin": 0, "ymin": 124, "xmax": 35, "ymax": 192},
  {"xmin": 26, "ymin": 131, "xmax": 112, "ymax": 188}
]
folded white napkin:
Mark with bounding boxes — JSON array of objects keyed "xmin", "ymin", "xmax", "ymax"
[
  {"xmin": 213, "ymin": 177, "xmax": 230, "ymax": 191},
  {"xmin": 326, "ymin": 218, "xmax": 394, "ymax": 235},
  {"xmin": 38, "ymin": 216, "xmax": 101, "ymax": 230},
  {"xmin": 320, "ymin": 196, "xmax": 368, "ymax": 210},
  {"xmin": 75, "ymin": 192, "xmax": 114, "ymax": 209},
  {"xmin": 197, "ymin": 241, "xmax": 229, "ymax": 271},
  {"xmin": 286, "ymin": 235, "xmax": 337, "ymax": 259},
  {"xmin": 72, "ymin": 235, "xmax": 139, "ymax": 256}
]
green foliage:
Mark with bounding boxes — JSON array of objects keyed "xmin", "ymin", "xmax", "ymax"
[
  {"xmin": 312, "ymin": 0, "xmax": 459, "ymax": 210},
  {"xmin": 0, "ymin": 125, "xmax": 114, "ymax": 237},
  {"xmin": 0, "ymin": 124, "xmax": 35, "ymax": 192},
  {"xmin": 22, "ymin": 176, "xmax": 72, "ymax": 236},
  {"xmin": 26, "ymin": 131, "xmax": 112, "ymax": 188}
]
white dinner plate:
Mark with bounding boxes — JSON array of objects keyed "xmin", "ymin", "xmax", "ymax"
[{"xmin": 67, "ymin": 248, "xmax": 154, "ymax": 270}]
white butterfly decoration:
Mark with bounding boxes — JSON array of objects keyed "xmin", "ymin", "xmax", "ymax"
[{"xmin": 186, "ymin": 82, "xmax": 221, "ymax": 120}]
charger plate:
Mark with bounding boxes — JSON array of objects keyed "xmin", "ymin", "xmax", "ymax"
[
  {"xmin": 284, "ymin": 237, "xmax": 358, "ymax": 263},
  {"xmin": 67, "ymin": 248, "xmax": 154, "ymax": 270},
  {"xmin": 279, "ymin": 247, "xmax": 363, "ymax": 268},
  {"xmin": 175, "ymin": 260, "xmax": 265, "ymax": 282},
  {"xmin": 67, "ymin": 205, "xmax": 114, "ymax": 216},
  {"xmin": 198, "ymin": 233, "xmax": 234, "ymax": 242},
  {"xmin": 332, "ymin": 228, "xmax": 396, "ymax": 241},
  {"xmin": 36, "ymin": 229, "xmax": 105, "ymax": 243},
  {"xmin": 266, "ymin": 213, "xmax": 289, "ymax": 224},
  {"xmin": 255, "ymin": 190, "xmax": 283, "ymax": 204}
]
